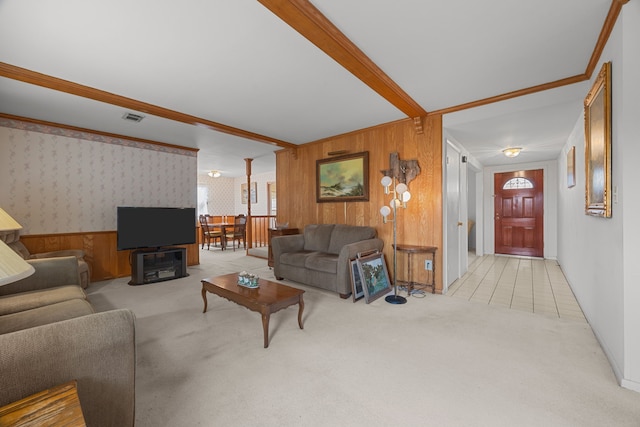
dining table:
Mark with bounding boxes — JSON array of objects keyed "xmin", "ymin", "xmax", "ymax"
[{"xmin": 207, "ymin": 222, "xmax": 233, "ymax": 250}]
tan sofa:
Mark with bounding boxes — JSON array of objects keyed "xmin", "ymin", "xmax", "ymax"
[
  {"xmin": 0, "ymin": 256, "xmax": 93, "ymax": 334},
  {"xmin": 272, "ymin": 224, "xmax": 383, "ymax": 298},
  {"xmin": 0, "ymin": 256, "xmax": 136, "ymax": 426},
  {"xmin": 3, "ymin": 229, "xmax": 91, "ymax": 289}
]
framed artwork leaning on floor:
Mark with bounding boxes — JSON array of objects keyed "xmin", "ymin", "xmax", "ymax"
[{"xmin": 356, "ymin": 252, "xmax": 392, "ymax": 304}]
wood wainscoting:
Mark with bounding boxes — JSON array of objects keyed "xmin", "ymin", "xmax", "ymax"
[{"xmin": 19, "ymin": 231, "xmax": 200, "ymax": 282}]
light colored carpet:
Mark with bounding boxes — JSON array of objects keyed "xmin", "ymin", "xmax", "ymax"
[{"xmin": 87, "ymin": 249, "xmax": 640, "ymax": 426}]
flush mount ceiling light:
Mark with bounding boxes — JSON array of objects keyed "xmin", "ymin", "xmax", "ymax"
[
  {"xmin": 502, "ymin": 147, "xmax": 522, "ymax": 158},
  {"xmin": 208, "ymin": 170, "xmax": 221, "ymax": 178}
]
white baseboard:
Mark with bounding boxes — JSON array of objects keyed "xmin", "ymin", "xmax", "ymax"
[{"xmin": 621, "ymin": 378, "xmax": 640, "ymax": 393}]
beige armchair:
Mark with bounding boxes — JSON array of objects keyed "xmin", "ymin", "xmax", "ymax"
[{"xmin": 2, "ymin": 230, "xmax": 91, "ymax": 289}]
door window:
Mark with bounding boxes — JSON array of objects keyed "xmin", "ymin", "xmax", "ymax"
[{"xmin": 502, "ymin": 178, "xmax": 533, "ymax": 190}]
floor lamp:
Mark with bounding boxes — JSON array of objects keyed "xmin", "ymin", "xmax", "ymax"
[{"xmin": 379, "ymin": 176, "xmax": 411, "ymax": 305}]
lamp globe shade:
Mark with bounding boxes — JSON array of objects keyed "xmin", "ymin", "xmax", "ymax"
[
  {"xmin": 380, "ymin": 206, "xmax": 391, "ymax": 217},
  {"xmin": 381, "ymin": 176, "xmax": 392, "ymax": 187},
  {"xmin": 395, "ymin": 183, "xmax": 408, "ymax": 194}
]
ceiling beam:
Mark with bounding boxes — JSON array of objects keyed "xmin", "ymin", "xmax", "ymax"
[
  {"xmin": 258, "ymin": 0, "xmax": 427, "ymax": 119},
  {"xmin": 0, "ymin": 62, "xmax": 298, "ymax": 150}
]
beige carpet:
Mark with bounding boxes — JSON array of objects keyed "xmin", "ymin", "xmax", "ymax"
[{"xmin": 87, "ymin": 249, "xmax": 640, "ymax": 426}]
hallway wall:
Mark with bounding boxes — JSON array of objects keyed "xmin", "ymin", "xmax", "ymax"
[{"xmin": 557, "ymin": 1, "xmax": 640, "ymax": 392}]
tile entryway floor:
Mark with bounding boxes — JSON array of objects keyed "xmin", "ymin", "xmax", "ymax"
[{"xmin": 448, "ymin": 255, "xmax": 586, "ymax": 322}]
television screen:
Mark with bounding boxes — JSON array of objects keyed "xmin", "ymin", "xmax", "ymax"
[{"xmin": 117, "ymin": 207, "xmax": 196, "ymax": 250}]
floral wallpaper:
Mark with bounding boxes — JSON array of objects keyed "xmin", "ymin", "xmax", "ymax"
[
  {"xmin": 0, "ymin": 119, "xmax": 197, "ymax": 234},
  {"xmin": 197, "ymin": 171, "xmax": 275, "ymax": 216},
  {"xmin": 198, "ymin": 175, "xmax": 235, "ymax": 215}
]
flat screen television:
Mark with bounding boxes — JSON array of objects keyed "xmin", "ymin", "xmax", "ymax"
[{"xmin": 117, "ymin": 207, "xmax": 196, "ymax": 251}]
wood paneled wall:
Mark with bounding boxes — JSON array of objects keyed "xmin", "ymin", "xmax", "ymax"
[
  {"xmin": 276, "ymin": 116, "xmax": 444, "ymax": 292},
  {"xmin": 19, "ymin": 232, "xmax": 199, "ymax": 282}
]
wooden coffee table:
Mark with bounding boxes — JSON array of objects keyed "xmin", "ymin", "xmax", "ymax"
[
  {"xmin": 201, "ymin": 273, "xmax": 305, "ymax": 348},
  {"xmin": 0, "ymin": 380, "xmax": 86, "ymax": 426}
]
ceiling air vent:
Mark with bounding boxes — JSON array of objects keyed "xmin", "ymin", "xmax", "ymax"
[{"xmin": 122, "ymin": 112, "xmax": 145, "ymax": 123}]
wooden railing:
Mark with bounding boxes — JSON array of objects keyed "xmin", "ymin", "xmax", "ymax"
[
  {"xmin": 247, "ymin": 215, "xmax": 276, "ymax": 248},
  {"xmin": 198, "ymin": 214, "xmax": 275, "ymax": 253}
]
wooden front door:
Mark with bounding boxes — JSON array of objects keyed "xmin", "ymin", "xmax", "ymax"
[{"xmin": 494, "ymin": 169, "xmax": 544, "ymax": 257}]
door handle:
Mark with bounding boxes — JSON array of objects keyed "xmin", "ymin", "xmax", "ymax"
[{"xmin": 457, "ymin": 222, "xmax": 463, "ymax": 226}]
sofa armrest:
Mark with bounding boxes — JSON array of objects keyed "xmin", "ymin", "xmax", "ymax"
[
  {"xmin": 271, "ymin": 234, "xmax": 305, "ymax": 258},
  {"xmin": 0, "ymin": 309, "xmax": 136, "ymax": 427},
  {"xmin": 0, "ymin": 256, "xmax": 80, "ymax": 296},
  {"xmin": 339, "ymin": 238, "xmax": 385, "ymax": 262},
  {"xmin": 335, "ymin": 238, "xmax": 384, "ymax": 294},
  {"xmin": 31, "ymin": 249, "xmax": 86, "ymax": 259},
  {"xmin": 272, "ymin": 234, "xmax": 305, "ymax": 278}
]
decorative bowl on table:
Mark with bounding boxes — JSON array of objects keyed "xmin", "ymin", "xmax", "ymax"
[{"xmin": 238, "ymin": 272, "xmax": 259, "ymax": 288}]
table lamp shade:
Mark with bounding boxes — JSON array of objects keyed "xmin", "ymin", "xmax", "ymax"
[
  {"xmin": 0, "ymin": 240, "xmax": 34, "ymax": 286},
  {"xmin": 0, "ymin": 208, "xmax": 23, "ymax": 232},
  {"xmin": 0, "ymin": 208, "xmax": 32, "ymax": 286}
]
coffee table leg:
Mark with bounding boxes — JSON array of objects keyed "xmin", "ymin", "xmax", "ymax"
[
  {"xmin": 201, "ymin": 287, "xmax": 208, "ymax": 313},
  {"xmin": 298, "ymin": 295, "xmax": 304, "ymax": 329},
  {"xmin": 262, "ymin": 312, "xmax": 270, "ymax": 348}
]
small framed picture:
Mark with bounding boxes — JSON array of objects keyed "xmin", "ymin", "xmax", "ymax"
[
  {"xmin": 357, "ymin": 252, "xmax": 392, "ymax": 304},
  {"xmin": 567, "ymin": 146, "xmax": 576, "ymax": 188},
  {"xmin": 241, "ymin": 182, "xmax": 257, "ymax": 204}
]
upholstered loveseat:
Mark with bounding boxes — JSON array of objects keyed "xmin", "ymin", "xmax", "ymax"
[
  {"xmin": 0, "ymin": 256, "xmax": 136, "ymax": 426},
  {"xmin": 4, "ymin": 229, "xmax": 91, "ymax": 288},
  {"xmin": 271, "ymin": 224, "xmax": 383, "ymax": 298}
]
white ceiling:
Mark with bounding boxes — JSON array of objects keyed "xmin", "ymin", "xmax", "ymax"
[{"xmin": 0, "ymin": 0, "xmax": 614, "ymax": 176}]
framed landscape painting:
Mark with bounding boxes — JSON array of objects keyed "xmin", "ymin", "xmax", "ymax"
[
  {"xmin": 316, "ymin": 152, "xmax": 369, "ymax": 203},
  {"xmin": 584, "ymin": 61, "xmax": 612, "ymax": 217},
  {"xmin": 356, "ymin": 252, "xmax": 392, "ymax": 304}
]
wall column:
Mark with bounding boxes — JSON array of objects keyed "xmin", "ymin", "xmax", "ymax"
[{"xmin": 245, "ymin": 158, "xmax": 253, "ymax": 250}]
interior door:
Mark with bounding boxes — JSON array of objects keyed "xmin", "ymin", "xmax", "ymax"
[
  {"xmin": 446, "ymin": 142, "xmax": 461, "ymax": 287},
  {"xmin": 494, "ymin": 169, "xmax": 544, "ymax": 257}
]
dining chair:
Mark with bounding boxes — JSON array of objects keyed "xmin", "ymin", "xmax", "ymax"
[
  {"xmin": 225, "ymin": 215, "xmax": 247, "ymax": 251},
  {"xmin": 199, "ymin": 215, "xmax": 223, "ymax": 250}
]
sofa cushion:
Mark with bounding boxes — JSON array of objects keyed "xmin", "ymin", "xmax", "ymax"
[
  {"xmin": 303, "ymin": 224, "xmax": 335, "ymax": 252},
  {"xmin": 0, "ymin": 285, "xmax": 87, "ymax": 316},
  {"xmin": 327, "ymin": 225, "xmax": 377, "ymax": 255},
  {"xmin": 280, "ymin": 250, "xmax": 317, "ymax": 268},
  {"xmin": 0, "ymin": 299, "xmax": 94, "ymax": 334},
  {"xmin": 305, "ymin": 252, "xmax": 338, "ymax": 274}
]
